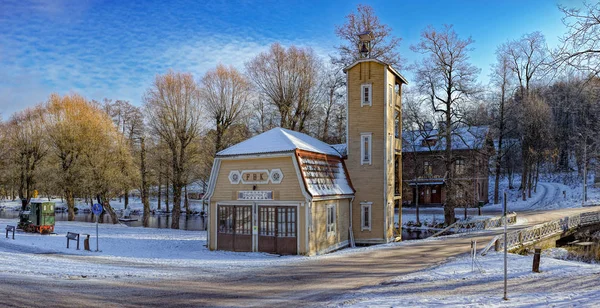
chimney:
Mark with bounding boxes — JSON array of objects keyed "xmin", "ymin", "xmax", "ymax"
[
  {"xmin": 423, "ymin": 121, "xmax": 433, "ymax": 132},
  {"xmin": 438, "ymin": 121, "xmax": 447, "ymax": 133}
]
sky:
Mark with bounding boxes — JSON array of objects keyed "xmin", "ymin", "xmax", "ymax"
[{"xmin": 0, "ymin": 0, "xmax": 584, "ymax": 118}]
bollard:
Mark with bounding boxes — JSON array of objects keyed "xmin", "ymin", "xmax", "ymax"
[
  {"xmin": 532, "ymin": 248, "xmax": 541, "ymax": 273},
  {"xmin": 83, "ymin": 234, "xmax": 91, "ymax": 251}
]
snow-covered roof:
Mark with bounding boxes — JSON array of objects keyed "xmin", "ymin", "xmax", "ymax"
[
  {"xmin": 297, "ymin": 153, "xmax": 354, "ymax": 197},
  {"xmin": 330, "ymin": 143, "xmax": 347, "ymax": 157},
  {"xmin": 402, "ymin": 126, "xmax": 489, "ymax": 153},
  {"xmin": 217, "ymin": 128, "xmax": 341, "ymax": 157}
]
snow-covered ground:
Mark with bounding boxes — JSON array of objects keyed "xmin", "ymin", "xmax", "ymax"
[
  {"xmin": 485, "ymin": 176, "xmax": 600, "ymax": 212},
  {"xmin": 334, "ymin": 250, "xmax": 600, "ymax": 307},
  {"xmin": 0, "ymin": 218, "xmax": 301, "ymax": 280}
]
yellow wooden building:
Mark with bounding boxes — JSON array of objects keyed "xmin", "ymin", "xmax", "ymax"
[
  {"xmin": 205, "ymin": 57, "xmax": 407, "ymax": 255},
  {"xmin": 204, "ymin": 128, "xmax": 355, "ymax": 255}
]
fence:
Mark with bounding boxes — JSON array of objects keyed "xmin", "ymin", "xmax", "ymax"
[
  {"xmin": 430, "ymin": 212, "xmax": 518, "ymax": 238},
  {"xmin": 481, "ymin": 210, "xmax": 600, "ymax": 256}
]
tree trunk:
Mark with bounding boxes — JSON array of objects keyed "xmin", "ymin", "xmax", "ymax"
[
  {"xmin": 184, "ymin": 185, "xmax": 189, "ymax": 215},
  {"xmin": 124, "ymin": 191, "xmax": 129, "ymax": 210},
  {"xmin": 102, "ymin": 196, "xmax": 119, "ymax": 224},
  {"xmin": 66, "ymin": 188, "xmax": 75, "ymax": 221},
  {"xmin": 141, "ymin": 138, "xmax": 150, "ymax": 227},
  {"xmin": 157, "ymin": 159, "xmax": 162, "ymax": 210},
  {"xmin": 171, "ymin": 152, "xmax": 182, "ymax": 229},
  {"xmin": 528, "ymin": 163, "xmax": 533, "ymax": 198}
]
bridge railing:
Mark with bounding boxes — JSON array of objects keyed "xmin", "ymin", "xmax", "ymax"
[
  {"xmin": 481, "ymin": 210, "xmax": 600, "ymax": 255},
  {"xmin": 430, "ymin": 212, "xmax": 517, "ymax": 238}
]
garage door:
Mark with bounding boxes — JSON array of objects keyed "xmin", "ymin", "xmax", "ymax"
[
  {"xmin": 258, "ymin": 206, "xmax": 297, "ymax": 255},
  {"xmin": 217, "ymin": 205, "xmax": 252, "ymax": 252}
]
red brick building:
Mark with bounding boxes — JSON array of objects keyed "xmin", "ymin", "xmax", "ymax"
[{"xmin": 402, "ymin": 124, "xmax": 491, "ymax": 207}]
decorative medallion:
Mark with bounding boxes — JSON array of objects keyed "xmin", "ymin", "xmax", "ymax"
[
  {"xmin": 270, "ymin": 169, "xmax": 284, "ymax": 184},
  {"xmin": 228, "ymin": 170, "xmax": 241, "ymax": 184}
]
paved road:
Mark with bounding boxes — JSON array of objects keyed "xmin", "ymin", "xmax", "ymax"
[{"xmin": 0, "ymin": 207, "xmax": 598, "ymax": 308}]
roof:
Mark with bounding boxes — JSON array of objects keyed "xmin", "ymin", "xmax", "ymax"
[
  {"xmin": 330, "ymin": 143, "xmax": 347, "ymax": 157},
  {"xmin": 297, "ymin": 152, "xmax": 354, "ymax": 197},
  {"xmin": 217, "ymin": 127, "xmax": 342, "ymax": 157},
  {"xmin": 402, "ymin": 126, "xmax": 489, "ymax": 153},
  {"xmin": 343, "ymin": 59, "xmax": 408, "ymax": 84}
]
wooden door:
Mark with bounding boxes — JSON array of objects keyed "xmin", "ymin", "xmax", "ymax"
[
  {"xmin": 431, "ymin": 185, "xmax": 442, "ymax": 204},
  {"xmin": 217, "ymin": 205, "xmax": 252, "ymax": 252},
  {"xmin": 258, "ymin": 206, "xmax": 297, "ymax": 255}
]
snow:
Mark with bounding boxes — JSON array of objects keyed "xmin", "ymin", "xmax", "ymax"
[
  {"xmin": 217, "ymin": 127, "xmax": 341, "ymax": 157},
  {"xmin": 298, "ymin": 156, "xmax": 354, "ymax": 197},
  {"xmin": 334, "ymin": 251, "xmax": 600, "ymax": 307},
  {"xmin": 403, "ymin": 126, "xmax": 489, "ymax": 153},
  {"xmin": 485, "ymin": 176, "xmax": 600, "ymax": 212},
  {"xmin": 0, "ymin": 218, "xmax": 303, "ymax": 280}
]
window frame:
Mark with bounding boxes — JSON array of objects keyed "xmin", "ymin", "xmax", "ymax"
[
  {"xmin": 360, "ymin": 133, "xmax": 372, "ymax": 165},
  {"xmin": 424, "ymin": 161, "xmax": 432, "ymax": 176},
  {"xmin": 361, "ymin": 84, "xmax": 372, "ymax": 107},
  {"xmin": 455, "ymin": 158, "xmax": 465, "ymax": 175},
  {"xmin": 326, "ymin": 203, "xmax": 337, "ymax": 236},
  {"xmin": 360, "ymin": 202, "xmax": 372, "ymax": 231},
  {"xmin": 388, "ymin": 84, "xmax": 393, "ymax": 107}
]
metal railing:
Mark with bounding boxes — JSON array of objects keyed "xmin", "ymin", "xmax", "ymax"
[
  {"xmin": 430, "ymin": 212, "xmax": 518, "ymax": 238},
  {"xmin": 481, "ymin": 210, "xmax": 600, "ymax": 256}
]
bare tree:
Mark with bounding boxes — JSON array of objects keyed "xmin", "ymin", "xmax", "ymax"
[
  {"xmin": 410, "ymin": 25, "xmax": 481, "ymax": 225},
  {"xmin": 555, "ymin": 2, "xmax": 600, "ymax": 78},
  {"xmin": 200, "ymin": 64, "xmax": 251, "ymax": 153},
  {"xmin": 7, "ymin": 106, "xmax": 48, "ymax": 210},
  {"xmin": 502, "ymin": 32, "xmax": 548, "ymax": 196},
  {"xmin": 490, "ymin": 46, "xmax": 513, "ymax": 204},
  {"xmin": 144, "ymin": 71, "xmax": 203, "ymax": 229},
  {"xmin": 334, "ymin": 4, "xmax": 403, "ymax": 68},
  {"xmin": 318, "ymin": 64, "xmax": 346, "ymax": 143},
  {"xmin": 246, "ymin": 43, "xmax": 324, "ymax": 133}
]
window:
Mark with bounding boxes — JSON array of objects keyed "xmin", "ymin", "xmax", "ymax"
[
  {"xmin": 388, "ymin": 135, "xmax": 393, "ymax": 163},
  {"xmin": 455, "ymin": 159, "xmax": 465, "ymax": 175},
  {"xmin": 360, "ymin": 202, "xmax": 372, "ymax": 231},
  {"xmin": 327, "ymin": 204, "xmax": 336, "ymax": 235},
  {"xmin": 388, "ymin": 84, "xmax": 393, "ymax": 106},
  {"xmin": 361, "ymin": 133, "xmax": 372, "ymax": 165},
  {"xmin": 424, "ymin": 161, "xmax": 432, "ymax": 176},
  {"xmin": 361, "ymin": 84, "xmax": 372, "ymax": 106}
]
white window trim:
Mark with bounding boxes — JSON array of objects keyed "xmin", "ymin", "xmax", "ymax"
[
  {"xmin": 360, "ymin": 202, "xmax": 372, "ymax": 231},
  {"xmin": 361, "ymin": 84, "xmax": 372, "ymax": 107},
  {"xmin": 388, "ymin": 84, "xmax": 393, "ymax": 107},
  {"xmin": 361, "ymin": 133, "xmax": 372, "ymax": 165},
  {"xmin": 327, "ymin": 203, "xmax": 337, "ymax": 236}
]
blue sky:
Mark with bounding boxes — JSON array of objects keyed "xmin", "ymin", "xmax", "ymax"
[{"xmin": 0, "ymin": 0, "xmax": 582, "ymax": 117}]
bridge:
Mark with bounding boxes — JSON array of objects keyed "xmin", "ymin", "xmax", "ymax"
[{"xmin": 481, "ymin": 209, "xmax": 600, "ymax": 255}]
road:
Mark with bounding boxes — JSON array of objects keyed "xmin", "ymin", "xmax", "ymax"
[{"xmin": 0, "ymin": 206, "xmax": 598, "ymax": 308}]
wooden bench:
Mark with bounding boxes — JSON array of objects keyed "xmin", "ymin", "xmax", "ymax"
[
  {"xmin": 66, "ymin": 232, "xmax": 80, "ymax": 250},
  {"xmin": 5, "ymin": 225, "xmax": 15, "ymax": 240}
]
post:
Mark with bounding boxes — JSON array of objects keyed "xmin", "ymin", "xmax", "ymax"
[
  {"xmin": 96, "ymin": 214, "xmax": 99, "ymax": 252},
  {"xmin": 532, "ymin": 248, "xmax": 541, "ymax": 273},
  {"xmin": 503, "ymin": 191, "xmax": 508, "ymax": 301},
  {"xmin": 583, "ymin": 143, "xmax": 587, "ymax": 205}
]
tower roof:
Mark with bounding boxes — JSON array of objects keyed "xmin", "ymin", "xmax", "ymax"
[
  {"xmin": 217, "ymin": 127, "xmax": 342, "ymax": 157},
  {"xmin": 343, "ymin": 59, "xmax": 408, "ymax": 84}
]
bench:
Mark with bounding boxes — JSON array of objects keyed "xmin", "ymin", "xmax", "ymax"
[
  {"xmin": 66, "ymin": 232, "xmax": 80, "ymax": 250},
  {"xmin": 5, "ymin": 225, "xmax": 15, "ymax": 240}
]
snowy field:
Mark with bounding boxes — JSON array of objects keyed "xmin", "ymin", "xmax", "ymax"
[
  {"xmin": 0, "ymin": 218, "xmax": 301, "ymax": 280},
  {"xmin": 334, "ymin": 250, "xmax": 600, "ymax": 307}
]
